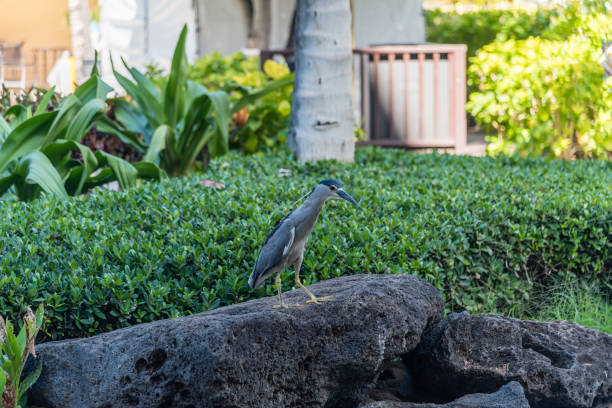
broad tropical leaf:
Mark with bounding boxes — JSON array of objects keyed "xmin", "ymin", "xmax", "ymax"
[
  {"xmin": 43, "ymin": 140, "xmax": 98, "ymax": 195},
  {"xmin": 34, "ymin": 86, "xmax": 57, "ymax": 116},
  {"xmin": 122, "ymin": 58, "xmax": 161, "ymax": 99},
  {"xmin": 206, "ymin": 91, "xmax": 230, "ymax": 157},
  {"xmin": 0, "ymin": 368, "xmax": 5, "ymax": 399},
  {"xmin": 74, "ymin": 72, "xmax": 113, "ymax": 104},
  {"xmin": 0, "ymin": 111, "xmax": 56, "ymax": 172},
  {"xmin": 133, "ymin": 161, "xmax": 166, "ymax": 180},
  {"xmin": 143, "ymin": 125, "xmax": 170, "ymax": 164},
  {"xmin": 164, "ymin": 25, "xmax": 189, "ymax": 128},
  {"xmin": 110, "ymin": 98, "xmax": 154, "ymax": 142},
  {"xmin": 95, "ymin": 116, "xmax": 147, "ymax": 151},
  {"xmin": 3, "ymin": 104, "xmax": 30, "ymax": 128},
  {"xmin": 65, "ymin": 99, "xmax": 105, "ymax": 142},
  {"xmin": 0, "ymin": 173, "xmax": 16, "ymax": 196},
  {"xmin": 15, "ymin": 151, "xmax": 69, "ymax": 200},
  {"xmin": 43, "ymin": 95, "xmax": 82, "ymax": 146},
  {"xmin": 112, "ymin": 62, "xmax": 163, "ymax": 126},
  {"xmin": 0, "ymin": 113, "xmax": 11, "ymax": 143},
  {"xmin": 95, "ymin": 150, "xmax": 138, "ymax": 190}
]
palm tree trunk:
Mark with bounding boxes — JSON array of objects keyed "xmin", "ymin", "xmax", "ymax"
[
  {"xmin": 288, "ymin": 0, "xmax": 354, "ymax": 162},
  {"xmin": 68, "ymin": 0, "xmax": 94, "ymax": 84}
]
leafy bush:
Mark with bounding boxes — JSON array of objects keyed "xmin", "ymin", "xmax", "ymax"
[
  {"xmin": 0, "ymin": 71, "xmax": 163, "ymax": 202},
  {"xmin": 0, "ymin": 148, "xmax": 609, "ymax": 341},
  {"xmin": 425, "ymin": 8, "xmax": 557, "ymax": 58},
  {"xmin": 102, "ymin": 26, "xmax": 231, "ymax": 176},
  {"xmin": 188, "ymin": 52, "xmax": 293, "ymax": 153},
  {"xmin": 467, "ymin": 33, "xmax": 612, "ymax": 158}
]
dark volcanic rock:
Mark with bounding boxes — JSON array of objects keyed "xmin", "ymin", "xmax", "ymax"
[
  {"xmin": 360, "ymin": 381, "xmax": 529, "ymax": 407},
  {"xmin": 28, "ymin": 274, "xmax": 444, "ymax": 408},
  {"xmin": 409, "ymin": 313, "xmax": 612, "ymax": 408},
  {"xmin": 366, "ymin": 360, "xmax": 418, "ymax": 402}
]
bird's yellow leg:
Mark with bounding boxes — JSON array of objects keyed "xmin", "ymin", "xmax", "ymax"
[
  {"xmin": 295, "ymin": 268, "xmax": 333, "ymax": 304},
  {"xmin": 272, "ymin": 273, "xmax": 304, "ymax": 308}
]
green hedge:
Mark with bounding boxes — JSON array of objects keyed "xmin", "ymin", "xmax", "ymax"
[
  {"xmin": 425, "ymin": 8, "xmax": 557, "ymax": 58},
  {"xmin": 1, "ymin": 148, "xmax": 610, "ymax": 340}
]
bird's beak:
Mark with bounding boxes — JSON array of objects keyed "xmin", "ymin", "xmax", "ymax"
[{"xmin": 337, "ymin": 189, "xmax": 358, "ymax": 206}]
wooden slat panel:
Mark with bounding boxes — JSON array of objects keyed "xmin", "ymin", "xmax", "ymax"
[
  {"xmin": 388, "ymin": 53, "xmax": 395, "ymax": 140},
  {"xmin": 418, "ymin": 53, "xmax": 425, "ymax": 140},
  {"xmin": 403, "ymin": 53, "xmax": 409, "ymax": 142}
]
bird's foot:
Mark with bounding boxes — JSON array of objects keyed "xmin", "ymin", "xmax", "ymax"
[
  {"xmin": 306, "ymin": 295, "xmax": 334, "ymax": 304},
  {"xmin": 272, "ymin": 303, "xmax": 305, "ymax": 309}
]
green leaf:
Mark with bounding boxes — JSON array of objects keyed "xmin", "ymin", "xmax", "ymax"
[
  {"xmin": 122, "ymin": 58, "xmax": 161, "ymax": 100},
  {"xmin": 15, "ymin": 151, "xmax": 69, "ymax": 200},
  {"xmin": 65, "ymin": 99, "xmax": 105, "ymax": 142},
  {"xmin": 0, "ymin": 111, "xmax": 56, "ymax": 172},
  {"xmin": 43, "ymin": 95, "xmax": 82, "ymax": 147},
  {"xmin": 206, "ymin": 91, "xmax": 230, "ymax": 157},
  {"xmin": 43, "ymin": 140, "xmax": 98, "ymax": 195},
  {"xmin": 112, "ymin": 63, "xmax": 163, "ymax": 127},
  {"xmin": 110, "ymin": 98, "xmax": 154, "ymax": 142},
  {"xmin": 0, "ymin": 369, "xmax": 5, "ymax": 399},
  {"xmin": 230, "ymin": 73, "xmax": 293, "ymax": 114},
  {"xmin": 0, "ymin": 112, "xmax": 11, "ymax": 143},
  {"xmin": 95, "ymin": 150, "xmax": 138, "ymax": 190},
  {"xmin": 0, "ymin": 173, "xmax": 17, "ymax": 197},
  {"xmin": 3, "ymin": 105, "xmax": 29, "ymax": 128},
  {"xmin": 143, "ymin": 125, "xmax": 170, "ymax": 164},
  {"xmin": 94, "ymin": 116, "xmax": 147, "ymax": 152},
  {"xmin": 34, "ymin": 86, "xmax": 57, "ymax": 116},
  {"xmin": 133, "ymin": 161, "xmax": 167, "ymax": 180},
  {"xmin": 17, "ymin": 362, "xmax": 42, "ymax": 401},
  {"xmin": 74, "ymin": 73, "xmax": 113, "ymax": 104},
  {"xmin": 164, "ymin": 25, "xmax": 189, "ymax": 128}
]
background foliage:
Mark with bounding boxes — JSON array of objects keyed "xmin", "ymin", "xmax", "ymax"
[
  {"xmin": 187, "ymin": 52, "xmax": 293, "ymax": 153},
  {"xmin": 425, "ymin": 8, "xmax": 557, "ymax": 58},
  {"xmin": 1, "ymin": 148, "xmax": 609, "ymax": 341},
  {"xmin": 428, "ymin": 1, "xmax": 612, "ymax": 158},
  {"xmin": 468, "ymin": 36, "xmax": 612, "ymax": 158}
]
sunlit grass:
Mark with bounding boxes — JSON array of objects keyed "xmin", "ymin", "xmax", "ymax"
[{"xmin": 509, "ymin": 277, "xmax": 612, "ymax": 334}]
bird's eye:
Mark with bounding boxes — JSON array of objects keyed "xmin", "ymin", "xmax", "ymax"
[{"xmin": 329, "ymin": 185, "xmax": 337, "ymax": 191}]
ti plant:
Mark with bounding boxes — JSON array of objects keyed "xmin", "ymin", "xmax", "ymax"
[
  {"xmin": 0, "ymin": 304, "xmax": 44, "ymax": 408},
  {"xmin": 0, "ymin": 61, "xmax": 164, "ymax": 202}
]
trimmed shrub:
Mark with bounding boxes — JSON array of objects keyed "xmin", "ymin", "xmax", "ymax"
[{"xmin": 0, "ymin": 148, "xmax": 610, "ymax": 341}]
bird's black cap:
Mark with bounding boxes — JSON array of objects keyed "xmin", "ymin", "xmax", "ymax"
[{"xmin": 319, "ymin": 179, "xmax": 343, "ymax": 188}]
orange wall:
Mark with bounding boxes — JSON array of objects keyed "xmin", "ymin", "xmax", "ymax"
[{"xmin": 0, "ymin": 0, "xmax": 72, "ymax": 52}]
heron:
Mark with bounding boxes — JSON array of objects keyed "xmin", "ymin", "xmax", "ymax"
[{"xmin": 248, "ymin": 179, "xmax": 358, "ymax": 308}]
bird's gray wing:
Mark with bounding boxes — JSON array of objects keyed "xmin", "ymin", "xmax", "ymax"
[{"xmin": 250, "ymin": 218, "xmax": 296, "ymax": 288}]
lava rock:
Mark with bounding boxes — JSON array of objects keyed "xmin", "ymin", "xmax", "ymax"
[
  {"xmin": 409, "ymin": 313, "xmax": 612, "ymax": 408},
  {"xmin": 28, "ymin": 274, "xmax": 444, "ymax": 408},
  {"xmin": 360, "ymin": 381, "xmax": 529, "ymax": 407},
  {"xmin": 366, "ymin": 360, "xmax": 418, "ymax": 402}
]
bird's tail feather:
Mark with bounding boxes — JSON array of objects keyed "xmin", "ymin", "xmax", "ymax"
[{"xmin": 248, "ymin": 270, "xmax": 260, "ymax": 289}]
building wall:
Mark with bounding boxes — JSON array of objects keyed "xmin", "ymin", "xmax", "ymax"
[
  {"xmin": 195, "ymin": 0, "xmax": 425, "ymax": 55},
  {"xmin": 0, "ymin": 0, "xmax": 99, "ymax": 86},
  {"xmin": 0, "ymin": 0, "xmax": 72, "ymax": 51},
  {"xmin": 353, "ymin": 0, "xmax": 425, "ymax": 47}
]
